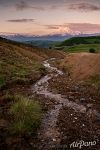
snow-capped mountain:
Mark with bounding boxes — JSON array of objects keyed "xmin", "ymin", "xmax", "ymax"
[
  {"xmin": 0, "ymin": 33, "xmax": 72, "ymax": 41},
  {"xmin": 0, "ymin": 32, "xmax": 100, "ymax": 42}
]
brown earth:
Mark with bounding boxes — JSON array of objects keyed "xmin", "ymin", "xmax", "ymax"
[
  {"xmin": 47, "ymin": 53, "xmax": 100, "ymax": 149},
  {"xmin": 60, "ymin": 52, "xmax": 100, "ymax": 80},
  {"xmin": 0, "ymin": 38, "xmax": 100, "ymax": 149},
  {"xmin": 58, "ymin": 106, "xmax": 100, "ymax": 150},
  {"xmin": 48, "ymin": 75, "xmax": 100, "ymax": 150},
  {"xmin": 48, "ymin": 75, "xmax": 100, "ymax": 112}
]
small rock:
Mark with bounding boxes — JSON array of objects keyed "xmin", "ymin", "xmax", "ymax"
[
  {"xmin": 69, "ymin": 96, "xmax": 74, "ymax": 99},
  {"xmin": 74, "ymin": 117, "xmax": 78, "ymax": 120},
  {"xmin": 53, "ymin": 138, "xmax": 56, "ymax": 142},
  {"xmin": 87, "ymin": 104, "xmax": 93, "ymax": 109},
  {"xmin": 80, "ymin": 108, "xmax": 86, "ymax": 113},
  {"xmin": 80, "ymin": 98, "xmax": 86, "ymax": 102},
  {"xmin": 41, "ymin": 139, "xmax": 44, "ymax": 142},
  {"xmin": 82, "ymin": 124, "xmax": 85, "ymax": 127}
]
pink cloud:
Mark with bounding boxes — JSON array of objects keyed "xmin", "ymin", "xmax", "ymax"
[{"xmin": 45, "ymin": 23, "xmax": 100, "ymax": 34}]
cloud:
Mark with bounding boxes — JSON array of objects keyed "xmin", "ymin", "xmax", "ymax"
[
  {"xmin": 68, "ymin": 23, "xmax": 100, "ymax": 33},
  {"xmin": 15, "ymin": 1, "xmax": 28, "ymax": 10},
  {"xmin": 45, "ymin": 25, "xmax": 60, "ymax": 29},
  {"xmin": 15, "ymin": 1, "xmax": 45, "ymax": 11},
  {"xmin": 7, "ymin": 19, "xmax": 35, "ymax": 23},
  {"xmin": 45, "ymin": 23, "xmax": 100, "ymax": 33},
  {"xmin": 68, "ymin": 3, "xmax": 100, "ymax": 11}
]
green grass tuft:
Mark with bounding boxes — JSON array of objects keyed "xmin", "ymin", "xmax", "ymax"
[{"xmin": 9, "ymin": 95, "xmax": 42, "ymax": 135}]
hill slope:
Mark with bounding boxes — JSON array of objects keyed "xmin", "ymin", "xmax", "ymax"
[
  {"xmin": 0, "ymin": 37, "xmax": 65, "ymax": 88},
  {"xmin": 56, "ymin": 36, "xmax": 100, "ymax": 53},
  {"xmin": 60, "ymin": 52, "xmax": 100, "ymax": 81},
  {"xmin": 60, "ymin": 36, "xmax": 100, "ymax": 46},
  {"xmin": 0, "ymin": 37, "xmax": 100, "ymax": 149}
]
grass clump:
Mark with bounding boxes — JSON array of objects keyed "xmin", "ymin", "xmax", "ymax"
[{"xmin": 9, "ymin": 95, "xmax": 42, "ymax": 135}]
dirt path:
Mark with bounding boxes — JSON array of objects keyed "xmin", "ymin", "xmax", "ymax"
[{"xmin": 32, "ymin": 59, "xmax": 100, "ymax": 149}]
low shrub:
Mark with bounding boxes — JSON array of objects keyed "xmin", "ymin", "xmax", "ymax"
[{"xmin": 89, "ymin": 48, "xmax": 96, "ymax": 53}]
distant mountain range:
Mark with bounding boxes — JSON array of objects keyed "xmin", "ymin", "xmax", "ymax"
[
  {"xmin": 0, "ymin": 33, "xmax": 72, "ymax": 42},
  {"xmin": 0, "ymin": 33, "xmax": 100, "ymax": 42}
]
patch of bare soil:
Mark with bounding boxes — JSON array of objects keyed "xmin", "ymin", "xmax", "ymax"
[
  {"xmin": 60, "ymin": 53, "xmax": 100, "ymax": 80},
  {"xmin": 47, "ymin": 71, "xmax": 100, "ymax": 149},
  {"xmin": 58, "ymin": 106, "xmax": 100, "ymax": 150},
  {"xmin": 48, "ymin": 75, "xmax": 100, "ymax": 112}
]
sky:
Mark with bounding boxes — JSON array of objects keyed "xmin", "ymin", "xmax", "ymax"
[{"xmin": 0, "ymin": 0, "xmax": 100, "ymax": 35}]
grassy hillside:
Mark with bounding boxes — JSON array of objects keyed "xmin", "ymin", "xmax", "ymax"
[
  {"xmin": 63, "ymin": 44, "xmax": 100, "ymax": 53},
  {"xmin": 60, "ymin": 36, "xmax": 100, "ymax": 46},
  {"xmin": 0, "ymin": 37, "xmax": 65, "ymax": 88},
  {"xmin": 25, "ymin": 40, "xmax": 59, "ymax": 48},
  {"xmin": 0, "ymin": 37, "xmax": 65, "ymax": 147},
  {"xmin": 0, "ymin": 38, "xmax": 44, "ymax": 88},
  {"xmin": 55, "ymin": 36, "xmax": 100, "ymax": 53}
]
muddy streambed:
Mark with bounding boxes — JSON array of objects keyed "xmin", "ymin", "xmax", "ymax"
[{"xmin": 32, "ymin": 59, "xmax": 100, "ymax": 149}]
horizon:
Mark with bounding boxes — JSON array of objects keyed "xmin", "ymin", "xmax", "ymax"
[{"xmin": 0, "ymin": 0, "xmax": 100, "ymax": 35}]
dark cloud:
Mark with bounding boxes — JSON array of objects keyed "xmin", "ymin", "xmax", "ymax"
[
  {"xmin": 15, "ymin": 1, "xmax": 45, "ymax": 11},
  {"xmin": 1, "ymin": 0, "xmax": 100, "ymax": 12},
  {"xmin": 45, "ymin": 25, "xmax": 59, "ymax": 29},
  {"xmin": 7, "ymin": 19, "xmax": 35, "ymax": 23},
  {"xmin": 68, "ymin": 3, "xmax": 100, "ymax": 11},
  {"xmin": 0, "ymin": 0, "xmax": 100, "ymax": 7},
  {"xmin": 15, "ymin": 1, "xmax": 29, "ymax": 10}
]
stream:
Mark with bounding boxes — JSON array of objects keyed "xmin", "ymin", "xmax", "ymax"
[{"xmin": 32, "ymin": 58, "xmax": 99, "ymax": 149}]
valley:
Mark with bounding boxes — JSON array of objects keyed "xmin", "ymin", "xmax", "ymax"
[
  {"xmin": 0, "ymin": 0, "xmax": 100, "ymax": 149},
  {"xmin": 55, "ymin": 36, "xmax": 100, "ymax": 53},
  {"xmin": 0, "ymin": 37, "xmax": 100, "ymax": 150}
]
